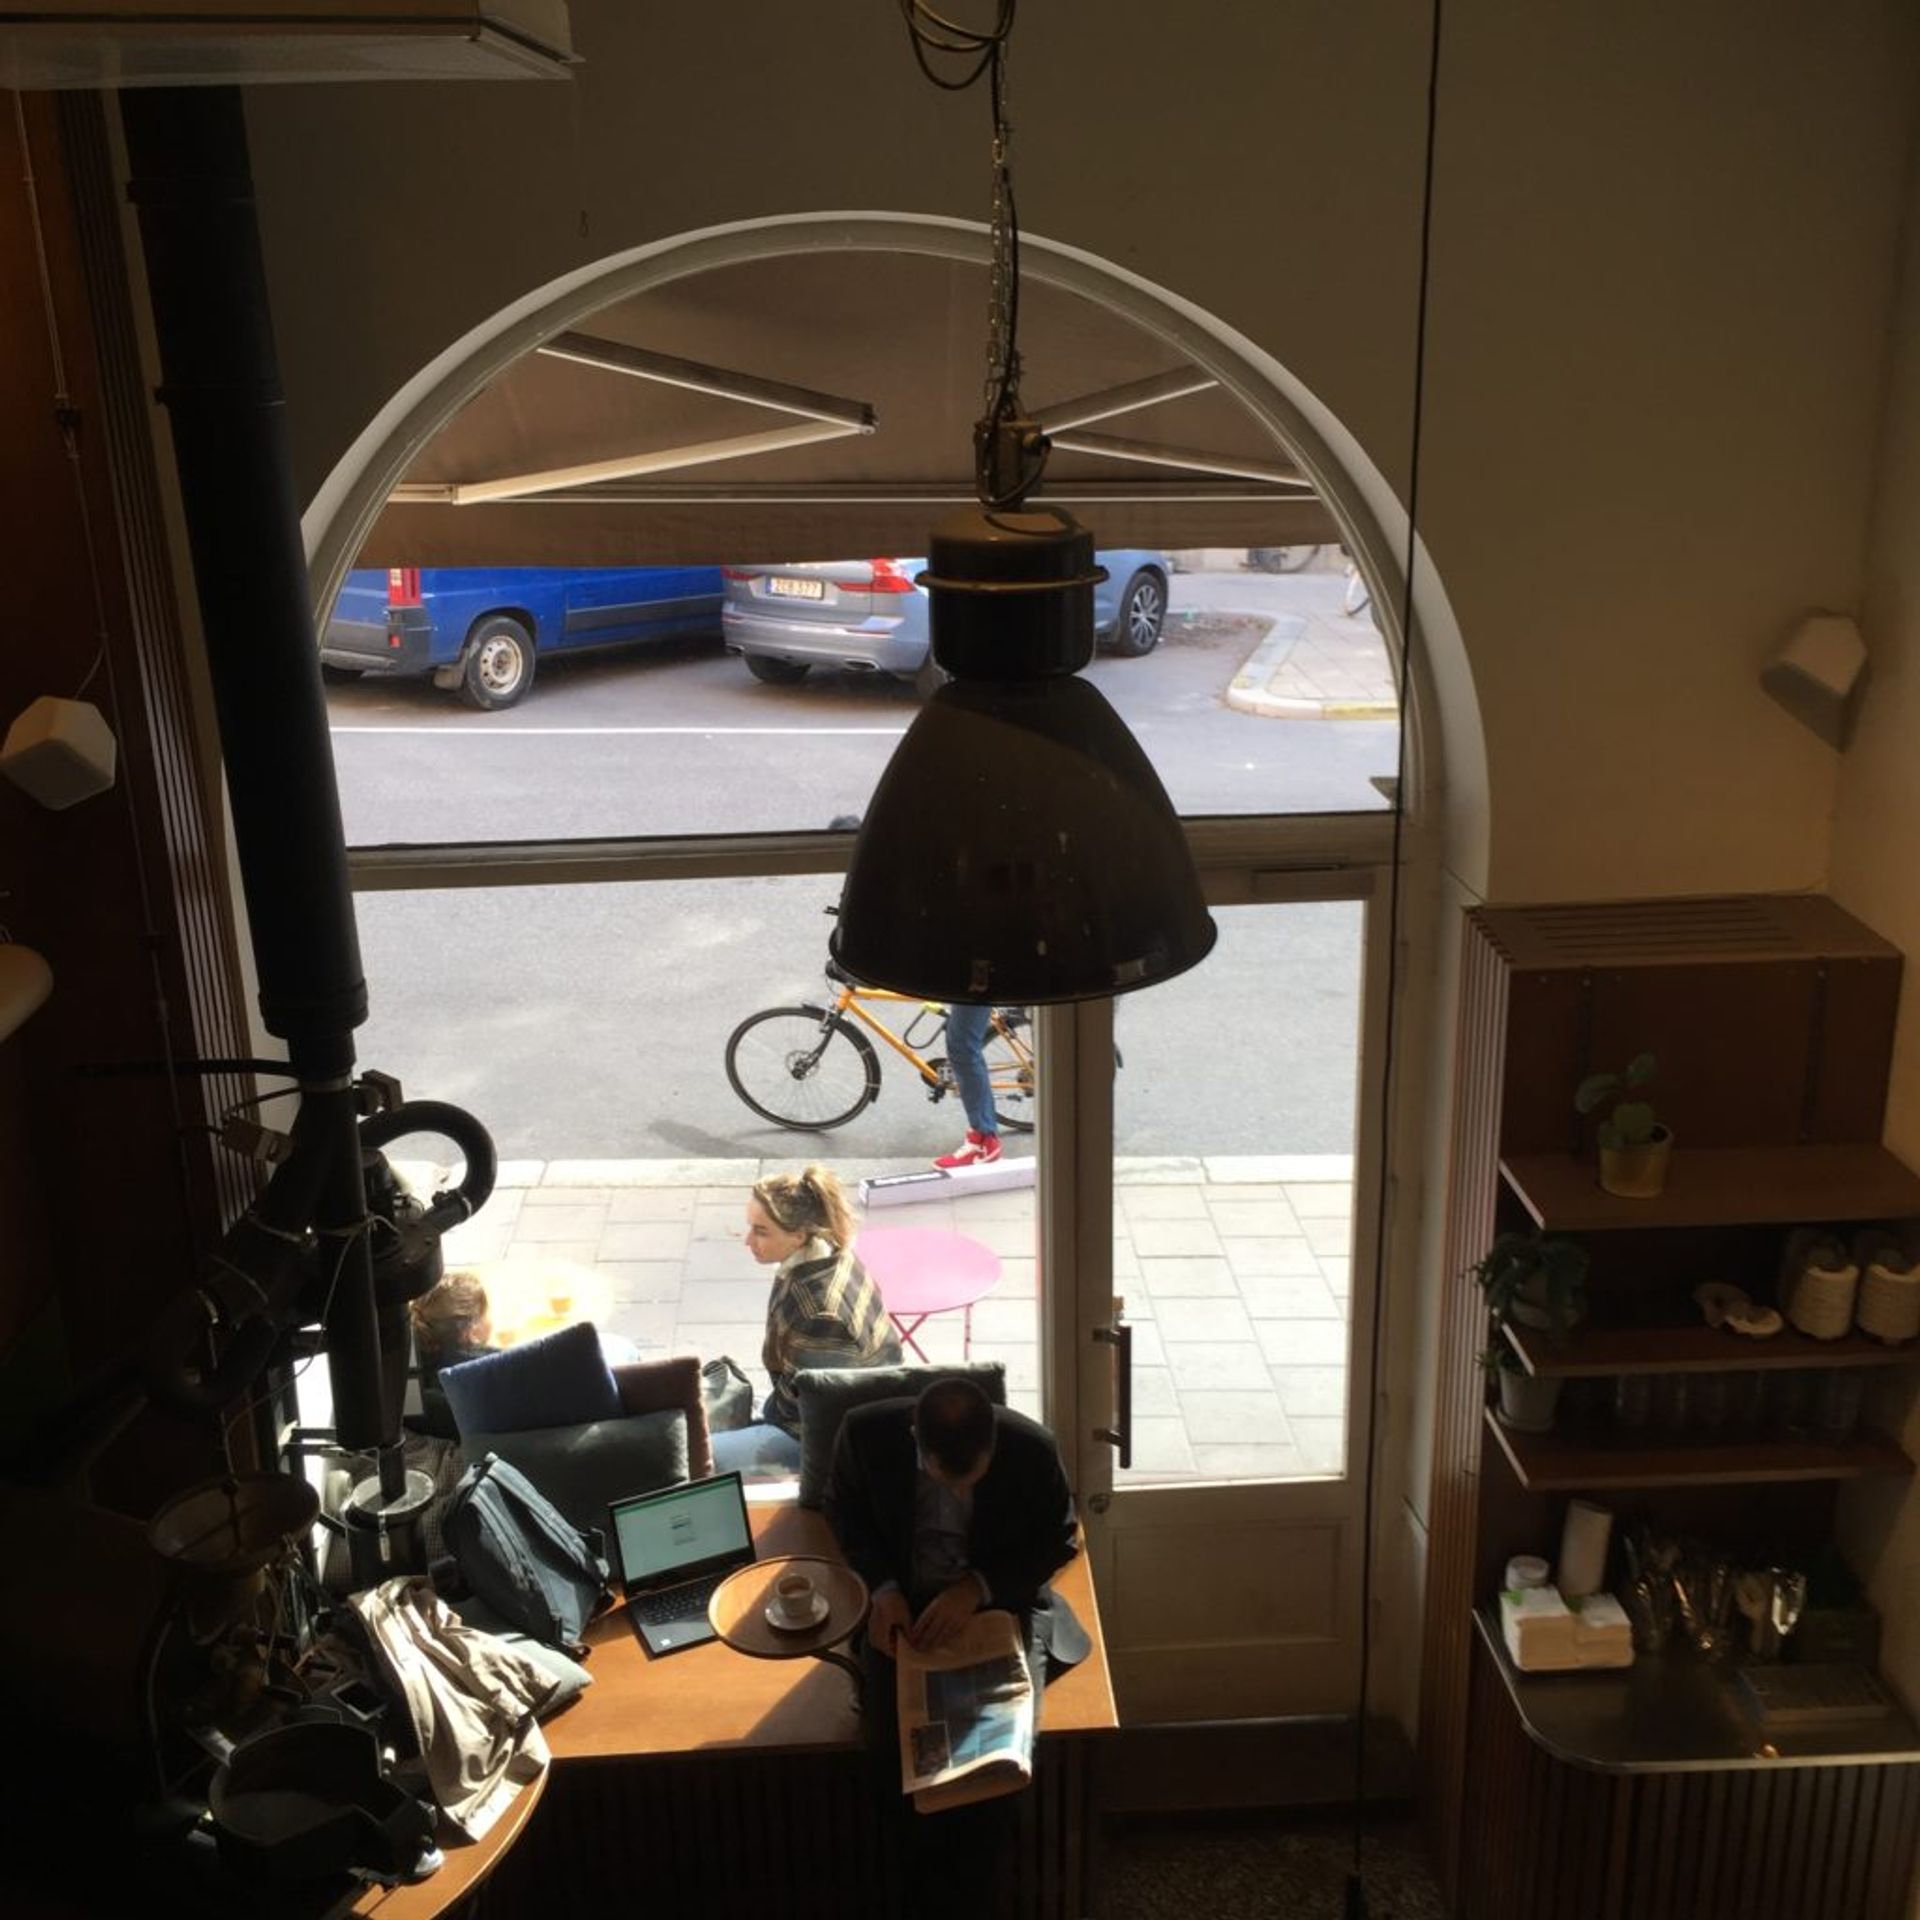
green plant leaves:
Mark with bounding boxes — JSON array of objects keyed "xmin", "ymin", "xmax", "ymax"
[
  {"xmin": 1577, "ymin": 1052, "xmax": 1659, "ymax": 1141},
  {"xmin": 1573, "ymin": 1071, "xmax": 1618, "ymax": 1115}
]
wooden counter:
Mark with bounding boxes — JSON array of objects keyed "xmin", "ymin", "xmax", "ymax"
[
  {"xmin": 364, "ymin": 1497, "xmax": 1115, "ymax": 1919},
  {"xmin": 352, "ymin": 1769, "xmax": 546, "ymax": 1919},
  {"xmin": 551, "ymin": 1500, "xmax": 1115, "ymax": 1761}
]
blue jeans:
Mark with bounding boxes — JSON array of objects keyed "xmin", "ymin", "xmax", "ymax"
[{"xmin": 945, "ymin": 1002, "xmax": 998, "ymax": 1136}]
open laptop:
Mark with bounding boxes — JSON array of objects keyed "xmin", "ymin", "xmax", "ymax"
[{"xmin": 608, "ymin": 1471, "xmax": 757, "ymax": 1657}]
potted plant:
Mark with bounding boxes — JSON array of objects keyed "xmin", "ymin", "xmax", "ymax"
[
  {"xmin": 1575, "ymin": 1050, "xmax": 1672, "ymax": 1197},
  {"xmin": 1479, "ymin": 1344, "xmax": 1563, "ymax": 1434},
  {"xmin": 1472, "ymin": 1232, "xmax": 1589, "ymax": 1431},
  {"xmin": 1473, "ymin": 1231, "xmax": 1590, "ymax": 1333}
]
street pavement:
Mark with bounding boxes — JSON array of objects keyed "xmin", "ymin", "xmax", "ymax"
[{"xmin": 416, "ymin": 1149, "xmax": 1358, "ymax": 1488}]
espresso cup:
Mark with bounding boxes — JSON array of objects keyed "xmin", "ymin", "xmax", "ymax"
[{"xmin": 776, "ymin": 1571, "xmax": 817, "ymax": 1622}]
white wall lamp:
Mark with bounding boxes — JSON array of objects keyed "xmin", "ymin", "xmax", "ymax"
[
  {"xmin": 1, "ymin": 696, "xmax": 118, "ymax": 809},
  {"xmin": 0, "ymin": 940, "xmax": 53, "ymax": 1043},
  {"xmin": 1761, "ymin": 612, "xmax": 1868, "ymax": 751},
  {"xmin": 0, "ymin": 694, "xmax": 121, "ymax": 1041}
]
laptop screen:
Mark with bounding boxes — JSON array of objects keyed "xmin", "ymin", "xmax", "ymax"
[{"xmin": 609, "ymin": 1473, "xmax": 753, "ymax": 1591}]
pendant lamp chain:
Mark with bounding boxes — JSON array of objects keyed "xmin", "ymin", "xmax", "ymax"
[
  {"xmin": 898, "ymin": 0, "xmax": 1044, "ymax": 508},
  {"xmin": 982, "ymin": 39, "xmax": 1024, "ymax": 492}
]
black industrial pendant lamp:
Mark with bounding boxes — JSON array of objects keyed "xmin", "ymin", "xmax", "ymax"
[{"xmin": 831, "ymin": 0, "xmax": 1215, "ymax": 1006}]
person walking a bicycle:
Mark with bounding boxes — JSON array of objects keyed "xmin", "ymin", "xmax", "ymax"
[{"xmin": 936, "ymin": 999, "xmax": 1002, "ymax": 1169}]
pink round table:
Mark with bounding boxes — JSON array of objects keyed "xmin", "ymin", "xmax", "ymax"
[{"xmin": 855, "ymin": 1226, "xmax": 1002, "ymax": 1361}]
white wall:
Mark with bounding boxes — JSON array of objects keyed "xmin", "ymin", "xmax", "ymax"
[
  {"xmin": 245, "ymin": 0, "xmax": 1918, "ymax": 904},
  {"xmin": 1831, "ymin": 131, "xmax": 1920, "ymax": 1717}
]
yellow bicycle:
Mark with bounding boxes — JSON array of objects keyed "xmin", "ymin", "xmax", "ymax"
[{"xmin": 724, "ymin": 956, "xmax": 1036, "ymax": 1133}]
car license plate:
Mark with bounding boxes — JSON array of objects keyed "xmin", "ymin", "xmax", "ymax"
[{"xmin": 767, "ymin": 576, "xmax": 826, "ymax": 601}]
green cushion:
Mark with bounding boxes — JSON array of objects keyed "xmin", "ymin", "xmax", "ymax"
[
  {"xmin": 793, "ymin": 1362, "xmax": 1006, "ymax": 1509},
  {"xmin": 466, "ymin": 1409, "xmax": 690, "ymax": 1537}
]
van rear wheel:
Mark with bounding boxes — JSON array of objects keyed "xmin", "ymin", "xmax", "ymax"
[{"xmin": 459, "ymin": 616, "xmax": 535, "ymax": 710}]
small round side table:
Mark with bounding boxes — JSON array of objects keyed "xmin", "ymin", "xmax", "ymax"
[
  {"xmin": 856, "ymin": 1226, "xmax": 1003, "ymax": 1360},
  {"xmin": 709, "ymin": 1554, "xmax": 868, "ymax": 1700}
]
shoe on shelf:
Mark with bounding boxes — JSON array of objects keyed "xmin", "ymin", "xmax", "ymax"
[{"xmin": 934, "ymin": 1130, "xmax": 1002, "ymax": 1170}]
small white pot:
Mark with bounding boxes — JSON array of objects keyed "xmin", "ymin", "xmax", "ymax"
[{"xmin": 1496, "ymin": 1369, "xmax": 1564, "ymax": 1435}]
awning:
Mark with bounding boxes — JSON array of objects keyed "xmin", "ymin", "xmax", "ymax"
[{"xmin": 354, "ymin": 250, "xmax": 1340, "ymax": 568}]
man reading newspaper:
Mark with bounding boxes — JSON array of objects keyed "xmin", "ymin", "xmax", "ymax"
[{"xmin": 826, "ymin": 1379, "xmax": 1089, "ymax": 1916}]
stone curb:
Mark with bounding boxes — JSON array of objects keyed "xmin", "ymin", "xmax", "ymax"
[
  {"xmin": 398, "ymin": 1153, "xmax": 1356, "ymax": 1191},
  {"xmin": 1222, "ymin": 609, "xmax": 1396, "ymax": 721},
  {"xmin": 1231, "ymin": 691, "xmax": 1401, "ymax": 720}
]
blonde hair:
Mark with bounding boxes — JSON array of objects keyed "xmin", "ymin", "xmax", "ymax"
[
  {"xmin": 752, "ymin": 1164, "xmax": 855, "ymax": 1250},
  {"xmin": 409, "ymin": 1271, "xmax": 490, "ymax": 1364}
]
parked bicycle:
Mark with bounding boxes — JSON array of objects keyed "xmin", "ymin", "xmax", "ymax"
[{"xmin": 725, "ymin": 955, "xmax": 1037, "ymax": 1134}]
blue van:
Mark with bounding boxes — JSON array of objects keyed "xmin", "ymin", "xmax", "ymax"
[{"xmin": 321, "ymin": 565, "xmax": 726, "ymax": 710}]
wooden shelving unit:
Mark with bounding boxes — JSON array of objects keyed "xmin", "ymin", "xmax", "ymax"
[
  {"xmin": 1483, "ymin": 1406, "xmax": 1915, "ymax": 1491},
  {"xmin": 1501, "ymin": 1144, "xmax": 1920, "ymax": 1232},
  {"xmin": 1502, "ymin": 1319, "xmax": 1918, "ymax": 1377},
  {"xmin": 1428, "ymin": 899, "xmax": 1920, "ymax": 1918}
]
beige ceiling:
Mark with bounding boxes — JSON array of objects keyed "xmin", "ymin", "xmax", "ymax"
[{"xmin": 357, "ymin": 250, "xmax": 1338, "ymax": 567}]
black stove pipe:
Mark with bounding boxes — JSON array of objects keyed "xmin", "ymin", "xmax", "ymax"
[{"xmin": 120, "ymin": 88, "xmax": 392, "ymax": 1473}]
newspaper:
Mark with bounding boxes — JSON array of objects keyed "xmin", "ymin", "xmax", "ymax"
[{"xmin": 895, "ymin": 1608, "xmax": 1035, "ymax": 1814}]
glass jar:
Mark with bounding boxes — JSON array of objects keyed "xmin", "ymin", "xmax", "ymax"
[
  {"xmin": 1612, "ymin": 1373, "xmax": 1653, "ymax": 1435},
  {"xmin": 1812, "ymin": 1369, "xmax": 1865, "ymax": 1446},
  {"xmin": 1689, "ymin": 1370, "xmax": 1732, "ymax": 1440},
  {"xmin": 1728, "ymin": 1368, "xmax": 1770, "ymax": 1437},
  {"xmin": 1649, "ymin": 1371, "xmax": 1691, "ymax": 1438},
  {"xmin": 1771, "ymin": 1369, "xmax": 1813, "ymax": 1444}
]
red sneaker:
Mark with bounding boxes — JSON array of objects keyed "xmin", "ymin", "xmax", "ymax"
[{"xmin": 934, "ymin": 1130, "xmax": 1002, "ymax": 1170}]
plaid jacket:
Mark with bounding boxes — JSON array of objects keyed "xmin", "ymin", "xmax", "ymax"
[{"xmin": 762, "ymin": 1237, "xmax": 901, "ymax": 1430}]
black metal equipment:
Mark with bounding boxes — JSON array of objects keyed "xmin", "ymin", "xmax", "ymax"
[{"xmin": 116, "ymin": 88, "xmax": 497, "ymax": 1498}]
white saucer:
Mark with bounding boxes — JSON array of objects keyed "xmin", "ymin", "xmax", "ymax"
[{"xmin": 765, "ymin": 1592, "xmax": 829, "ymax": 1631}]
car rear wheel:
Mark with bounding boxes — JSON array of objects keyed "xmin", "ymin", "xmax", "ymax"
[
  {"xmin": 745, "ymin": 654, "xmax": 810, "ymax": 686},
  {"xmin": 1107, "ymin": 569, "xmax": 1166, "ymax": 656},
  {"xmin": 458, "ymin": 616, "xmax": 535, "ymax": 711}
]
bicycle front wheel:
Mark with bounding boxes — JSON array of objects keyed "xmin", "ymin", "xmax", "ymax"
[{"xmin": 724, "ymin": 1005, "xmax": 882, "ymax": 1131}]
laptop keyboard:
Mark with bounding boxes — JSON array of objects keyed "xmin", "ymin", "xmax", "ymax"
[{"xmin": 630, "ymin": 1569, "xmax": 726, "ymax": 1625}]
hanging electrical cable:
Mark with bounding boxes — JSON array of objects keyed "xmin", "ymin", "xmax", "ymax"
[
  {"xmin": 1343, "ymin": 0, "xmax": 1447, "ymax": 1913},
  {"xmin": 897, "ymin": 0, "xmax": 1041, "ymax": 507}
]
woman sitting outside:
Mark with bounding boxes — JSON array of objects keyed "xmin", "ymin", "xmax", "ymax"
[{"xmin": 721, "ymin": 1165, "xmax": 902, "ymax": 1473}]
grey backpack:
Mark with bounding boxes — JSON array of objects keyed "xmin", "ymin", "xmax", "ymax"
[{"xmin": 440, "ymin": 1452, "xmax": 612, "ymax": 1653}]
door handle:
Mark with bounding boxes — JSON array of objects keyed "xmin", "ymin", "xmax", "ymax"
[{"xmin": 1093, "ymin": 1316, "xmax": 1132, "ymax": 1470}]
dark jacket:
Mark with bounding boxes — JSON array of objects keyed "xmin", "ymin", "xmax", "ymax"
[{"xmin": 826, "ymin": 1397, "xmax": 1089, "ymax": 1670}]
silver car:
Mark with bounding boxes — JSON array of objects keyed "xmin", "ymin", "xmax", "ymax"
[{"xmin": 721, "ymin": 550, "xmax": 1171, "ymax": 690}]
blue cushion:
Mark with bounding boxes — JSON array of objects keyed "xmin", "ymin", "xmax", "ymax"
[
  {"xmin": 467, "ymin": 1410, "xmax": 690, "ymax": 1537},
  {"xmin": 438, "ymin": 1322, "xmax": 621, "ymax": 1437},
  {"xmin": 793, "ymin": 1362, "xmax": 1006, "ymax": 1510}
]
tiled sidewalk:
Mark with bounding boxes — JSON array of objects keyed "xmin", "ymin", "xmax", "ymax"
[{"xmin": 431, "ymin": 1154, "xmax": 1356, "ymax": 1486}]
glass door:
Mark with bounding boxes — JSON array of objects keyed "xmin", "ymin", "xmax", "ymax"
[{"xmin": 1048, "ymin": 870, "xmax": 1386, "ymax": 1721}]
